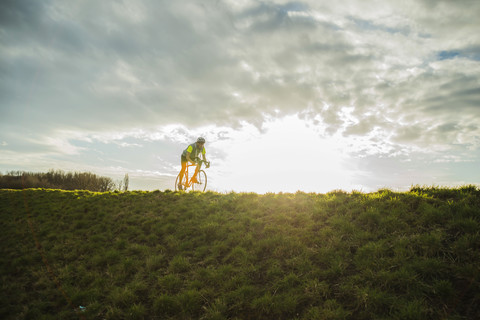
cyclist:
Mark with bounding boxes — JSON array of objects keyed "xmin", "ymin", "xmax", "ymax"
[{"xmin": 178, "ymin": 137, "xmax": 209, "ymax": 190}]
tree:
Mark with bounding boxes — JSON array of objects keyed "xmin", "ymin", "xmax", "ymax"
[{"xmin": 123, "ymin": 173, "xmax": 129, "ymax": 192}]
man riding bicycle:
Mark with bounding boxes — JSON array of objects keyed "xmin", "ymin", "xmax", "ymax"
[{"xmin": 178, "ymin": 137, "xmax": 209, "ymax": 190}]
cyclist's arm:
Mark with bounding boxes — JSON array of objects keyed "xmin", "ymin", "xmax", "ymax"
[{"xmin": 201, "ymin": 153, "xmax": 210, "ymax": 168}]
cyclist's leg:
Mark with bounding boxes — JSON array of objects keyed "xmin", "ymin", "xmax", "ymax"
[
  {"xmin": 179, "ymin": 157, "xmax": 187, "ymax": 188},
  {"xmin": 191, "ymin": 158, "xmax": 202, "ymax": 182}
]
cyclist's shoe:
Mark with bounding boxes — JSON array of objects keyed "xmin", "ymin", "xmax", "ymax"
[
  {"xmin": 191, "ymin": 177, "xmax": 199, "ymax": 184},
  {"xmin": 177, "ymin": 184, "xmax": 183, "ymax": 190}
]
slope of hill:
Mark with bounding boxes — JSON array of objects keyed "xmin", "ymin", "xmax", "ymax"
[{"xmin": 1, "ymin": 187, "xmax": 479, "ymax": 319}]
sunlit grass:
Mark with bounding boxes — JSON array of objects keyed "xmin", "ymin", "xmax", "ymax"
[{"xmin": 1, "ymin": 187, "xmax": 479, "ymax": 319}]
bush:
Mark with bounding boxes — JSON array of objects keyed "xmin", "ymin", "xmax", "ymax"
[{"xmin": 0, "ymin": 170, "xmax": 117, "ymax": 191}]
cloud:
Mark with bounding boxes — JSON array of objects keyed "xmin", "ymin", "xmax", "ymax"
[{"xmin": 1, "ymin": 0, "xmax": 479, "ymax": 168}]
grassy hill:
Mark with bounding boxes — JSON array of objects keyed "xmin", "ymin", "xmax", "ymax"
[{"xmin": 1, "ymin": 187, "xmax": 479, "ymax": 319}]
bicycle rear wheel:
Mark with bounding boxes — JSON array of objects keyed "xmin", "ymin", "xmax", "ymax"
[
  {"xmin": 192, "ymin": 170, "xmax": 207, "ymax": 192},
  {"xmin": 175, "ymin": 173, "xmax": 190, "ymax": 191}
]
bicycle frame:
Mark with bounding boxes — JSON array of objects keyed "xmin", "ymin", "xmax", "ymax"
[
  {"xmin": 176, "ymin": 160, "xmax": 208, "ymax": 192},
  {"xmin": 182, "ymin": 163, "xmax": 198, "ymax": 189}
]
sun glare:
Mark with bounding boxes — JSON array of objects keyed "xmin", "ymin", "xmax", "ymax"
[{"xmin": 210, "ymin": 115, "xmax": 353, "ymax": 193}]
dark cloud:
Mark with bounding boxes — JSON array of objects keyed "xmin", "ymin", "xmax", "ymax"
[{"xmin": 0, "ymin": 0, "xmax": 46, "ymax": 31}]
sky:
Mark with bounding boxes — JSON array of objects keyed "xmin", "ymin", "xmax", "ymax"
[{"xmin": 1, "ymin": 0, "xmax": 479, "ymax": 193}]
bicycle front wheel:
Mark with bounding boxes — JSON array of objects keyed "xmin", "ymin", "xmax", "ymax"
[{"xmin": 192, "ymin": 170, "xmax": 207, "ymax": 192}]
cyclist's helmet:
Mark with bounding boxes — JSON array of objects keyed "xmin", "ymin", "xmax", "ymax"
[{"xmin": 197, "ymin": 137, "xmax": 206, "ymax": 143}]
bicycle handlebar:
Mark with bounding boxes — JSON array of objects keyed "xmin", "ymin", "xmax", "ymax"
[{"xmin": 200, "ymin": 160, "xmax": 211, "ymax": 168}]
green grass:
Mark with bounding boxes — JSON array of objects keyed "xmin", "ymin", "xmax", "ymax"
[{"xmin": 1, "ymin": 187, "xmax": 479, "ymax": 319}]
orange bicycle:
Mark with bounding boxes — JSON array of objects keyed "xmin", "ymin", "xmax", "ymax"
[{"xmin": 175, "ymin": 160, "xmax": 210, "ymax": 192}]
